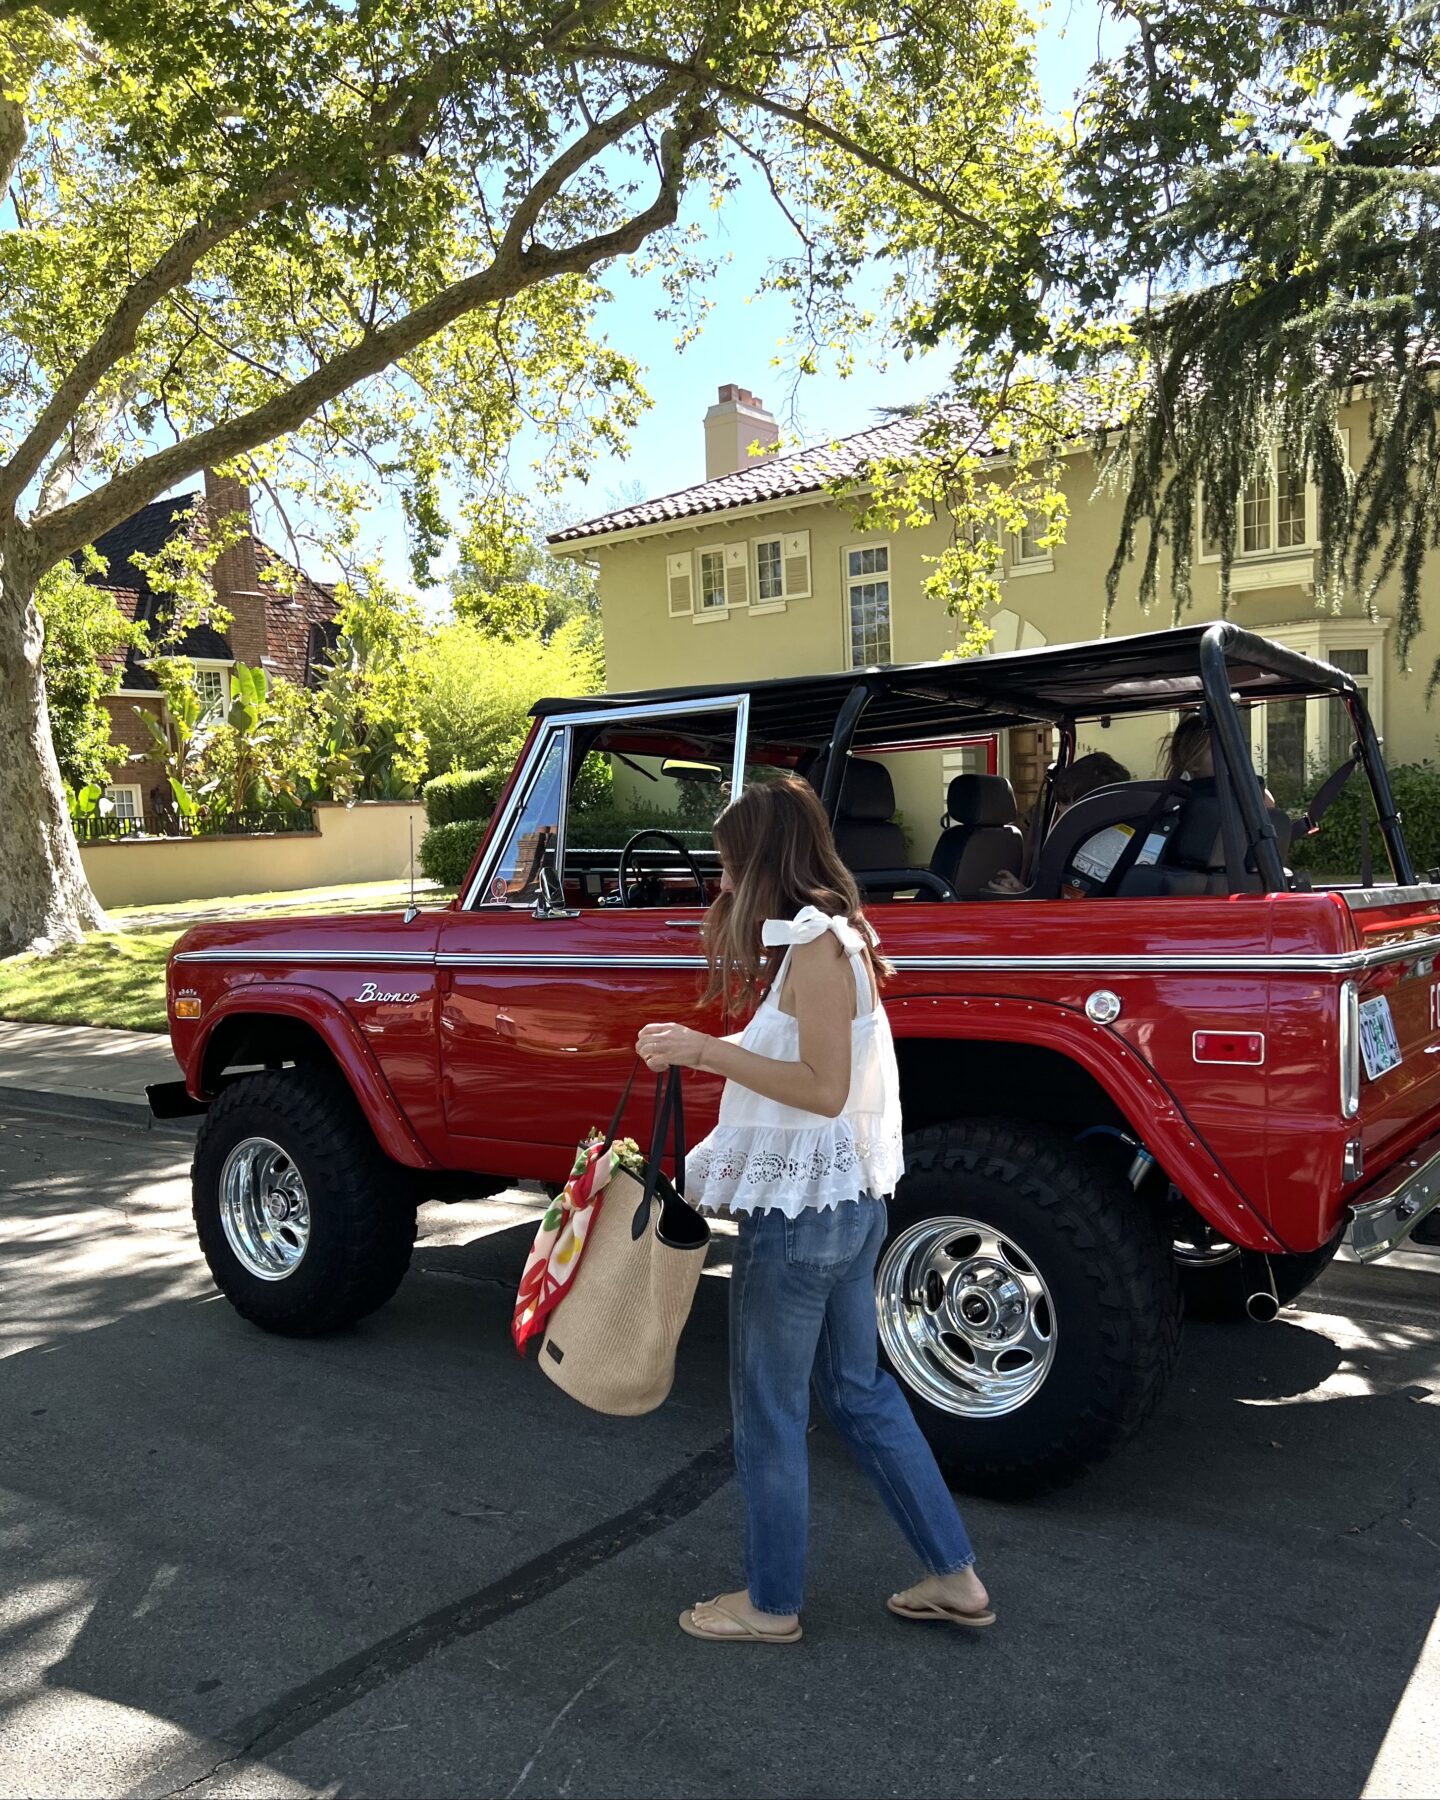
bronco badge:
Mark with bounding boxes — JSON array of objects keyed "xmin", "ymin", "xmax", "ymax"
[{"xmin": 355, "ymin": 980, "xmax": 421, "ymax": 1004}]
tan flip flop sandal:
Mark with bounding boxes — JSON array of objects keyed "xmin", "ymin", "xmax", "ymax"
[
  {"xmin": 887, "ymin": 1594, "xmax": 996, "ymax": 1629},
  {"xmin": 679, "ymin": 1599, "xmax": 803, "ymax": 1644}
]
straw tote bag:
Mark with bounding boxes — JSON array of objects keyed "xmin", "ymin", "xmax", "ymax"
[{"xmin": 540, "ymin": 1068, "xmax": 710, "ymax": 1416}]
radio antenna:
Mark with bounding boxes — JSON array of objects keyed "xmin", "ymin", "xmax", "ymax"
[{"xmin": 404, "ymin": 814, "xmax": 419, "ymax": 922}]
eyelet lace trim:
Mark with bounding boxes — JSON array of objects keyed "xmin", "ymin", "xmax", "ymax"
[{"xmin": 686, "ymin": 1120, "xmax": 904, "ymax": 1218}]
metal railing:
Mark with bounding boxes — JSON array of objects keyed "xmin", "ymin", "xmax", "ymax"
[{"xmin": 73, "ymin": 807, "xmax": 317, "ymax": 843}]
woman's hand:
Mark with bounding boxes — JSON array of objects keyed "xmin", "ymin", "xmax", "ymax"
[{"xmin": 636, "ymin": 1022, "xmax": 712, "ymax": 1072}]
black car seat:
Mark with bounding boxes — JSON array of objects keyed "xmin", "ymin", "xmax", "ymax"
[
  {"xmin": 1027, "ymin": 782, "xmax": 1186, "ymax": 898},
  {"xmin": 828, "ymin": 757, "xmax": 909, "ymax": 873},
  {"xmin": 804, "ymin": 754, "xmax": 956, "ymax": 898},
  {"xmin": 930, "ymin": 774, "xmax": 1023, "ymax": 894}
]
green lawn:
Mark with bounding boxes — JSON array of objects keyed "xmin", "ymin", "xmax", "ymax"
[
  {"xmin": 0, "ymin": 928, "xmax": 177, "ymax": 1032},
  {"xmin": 0, "ymin": 881, "xmax": 457, "ymax": 1035}
]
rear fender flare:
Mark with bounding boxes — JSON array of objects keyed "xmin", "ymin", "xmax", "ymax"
[
  {"xmin": 187, "ymin": 983, "xmax": 435, "ymax": 1171},
  {"xmin": 886, "ymin": 994, "xmax": 1287, "ymax": 1253}
]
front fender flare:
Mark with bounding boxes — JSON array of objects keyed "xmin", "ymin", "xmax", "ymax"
[
  {"xmin": 886, "ymin": 994, "xmax": 1287, "ymax": 1253},
  {"xmin": 187, "ymin": 983, "xmax": 436, "ymax": 1171}
]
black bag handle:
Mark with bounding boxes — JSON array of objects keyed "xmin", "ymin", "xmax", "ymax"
[
  {"xmin": 631, "ymin": 1068, "xmax": 686, "ymax": 1240},
  {"xmin": 602, "ymin": 1058, "xmax": 641, "ymax": 1151}
]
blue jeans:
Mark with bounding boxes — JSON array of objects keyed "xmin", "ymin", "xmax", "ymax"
[{"xmin": 728, "ymin": 1195, "xmax": 976, "ymax": 1615}]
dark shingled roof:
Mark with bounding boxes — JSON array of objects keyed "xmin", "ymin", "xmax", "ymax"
[
  {"xmin": 82, "ymin": 490, "xmax": 338, "ymax": 690},
  {"xmin": 86, "ymin": 491, "xmax": 232, "ymax": 671}
]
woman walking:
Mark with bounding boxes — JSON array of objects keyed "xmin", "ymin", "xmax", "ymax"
[{"xmin": 636, "ymin": 778, "xmax": 991, "ymax": 1644}]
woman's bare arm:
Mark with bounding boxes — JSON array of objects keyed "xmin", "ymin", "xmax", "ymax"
[{"xmin": 637, "ymin": 936, "xmax": 854, "ymax": 1118}]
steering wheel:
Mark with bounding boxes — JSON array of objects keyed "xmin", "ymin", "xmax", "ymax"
[{"xmin": 617, "ymin": 829, "xmax": 708, "ymax": 908}]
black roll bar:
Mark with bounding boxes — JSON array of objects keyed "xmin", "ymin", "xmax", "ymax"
[
  {"xmin": 820, "ymin": 681, "xmax": 877, "ymax": 819},
  {"xmin": 1347, "ymin": 689, "xmax": 1415, "ymax": 886},
  {"xmin": 1200, "ymin": 621, "xmax": 1415, "ymax": 890},
  {"xmin": 1199, "ymin": 625, "xmax": 1289, "ymax": 893}
]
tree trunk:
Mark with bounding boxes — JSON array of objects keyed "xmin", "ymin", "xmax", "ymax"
[{"xmin": 0, "ymin": 559, "xmax": 109, "ymax": 954}]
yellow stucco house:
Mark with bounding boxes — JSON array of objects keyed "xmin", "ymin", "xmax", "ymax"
[{"xmin": 550, "ymin": 382, "xmax": 1439, "ymax": 850}]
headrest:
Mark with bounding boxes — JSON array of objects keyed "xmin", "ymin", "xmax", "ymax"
[
  {"xmin": 835, "ymin": 757, "xmax": 896, "ymax": 821},
  {"xmin": 946, "ymin": 773, "xmax": 1016, "ymax": 828}
]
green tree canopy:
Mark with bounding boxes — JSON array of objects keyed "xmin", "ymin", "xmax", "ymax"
[
  {"xmin": 450, "ymin": 498, "xmax": 600, "ymax": 645},
  {"xmin": 0, "ymin": 0, "xmax": 1055, "ymax": 953},
  {"xmin": 886, "ymin": 2, "xmax": 1440, "ymax": 669},
  {"xmin": 1067, "ymin": 0, "xmax": 1440, "ymax": 662},
  {"xmin": 36, "ymin": 552, "xmax": 140, "ymax": 790}
]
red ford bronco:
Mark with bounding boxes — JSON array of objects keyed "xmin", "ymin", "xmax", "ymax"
[{"xmin": 152, "ymin": 623, "xmax": 1440, "ymax": 1494}]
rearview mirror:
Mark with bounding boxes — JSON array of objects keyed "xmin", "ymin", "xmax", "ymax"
[{"xmin": 661, "ymin": 758, "xmax": 725, "ymax": 784}]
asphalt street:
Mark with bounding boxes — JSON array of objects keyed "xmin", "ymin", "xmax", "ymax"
[{"xmin": 1, "ymin": 1107, "xmax": 1437, "ymax": 1800}]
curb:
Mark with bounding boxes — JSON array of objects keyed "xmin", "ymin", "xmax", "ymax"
[{"xmin": 0, "ymin": 1082, "xmax": 196, "ymax": 1137}]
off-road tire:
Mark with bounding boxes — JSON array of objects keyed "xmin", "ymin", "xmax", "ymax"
[
  {"xmin": 193, "ymin": 1066, "xmax": 417, "ymax": 1336},
  {"xmin": 880, "ymin": 1120, "xmax": 1182, "ymax": 1498},
  {"xmin": 1178, "ymin": 1228, "xmax": 1345, "ymax": 1322}
]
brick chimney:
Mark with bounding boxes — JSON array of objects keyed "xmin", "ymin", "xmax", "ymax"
[
  {"xmin": 203, "ymin": 466, "xmax": 267, "ymax": 666},
  {"xmin": 703, "ymin": 383, "xmax": 780, "ymax": 480}
]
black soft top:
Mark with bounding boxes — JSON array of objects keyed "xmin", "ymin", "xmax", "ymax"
[{"xmin": 531, "ymin": 622, "xmax": 1357, "ymax": 750}]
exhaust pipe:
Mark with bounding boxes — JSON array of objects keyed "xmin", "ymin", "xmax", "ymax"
[{"xmin": 1240, "ymin": 1250, "xmax": 1280, "ymax": 1322}]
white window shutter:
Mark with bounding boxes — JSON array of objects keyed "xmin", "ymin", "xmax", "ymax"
[
  {"xmin": 782, "ymin": 529, "xmax": 811, "ymax": 599},
  {"xmin": 667, "ymin": 552, "xmax": 693, "ymax": 616},
  {"xmin": 724, "ymin": 543, "xmax": 749, "ymax": 608}
]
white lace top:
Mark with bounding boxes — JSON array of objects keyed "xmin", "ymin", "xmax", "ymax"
[{"xmin": 685, "ymin": 906, "xmax": 904, "ymax": 1217}]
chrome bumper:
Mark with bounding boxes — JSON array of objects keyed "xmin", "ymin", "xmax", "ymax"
[{"xmin": 1349, "ymin": 1130, "xmax": 1440, "ymax": 1262}]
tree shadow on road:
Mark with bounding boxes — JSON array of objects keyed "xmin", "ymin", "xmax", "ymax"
[{"xmin": 2, "ymin": 1199, "xmax": 1437, "ymax": 1799}]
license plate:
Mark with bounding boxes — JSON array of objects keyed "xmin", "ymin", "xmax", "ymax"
[{"xmin": 1359, "ymin": 995, "xmax": 1403, "ymax": 1082}]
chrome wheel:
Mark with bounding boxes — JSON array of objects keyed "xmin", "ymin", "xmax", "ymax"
[
  {"xmin": 219, "ymin": 1137, "xmax": 311, "ymax": 1281},
  {"xmin": 1172, "ymin": 1230, "xmax": 1240, "ymax": 1270},
  {"xmin": 876, "ymin": 1216, "xmax": 1057, "ymax": 1417}
]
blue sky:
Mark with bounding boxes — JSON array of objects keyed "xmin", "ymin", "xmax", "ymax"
[{"xmin": 307, "ymin": 1, "xmax": 1116, "ymax": 593}]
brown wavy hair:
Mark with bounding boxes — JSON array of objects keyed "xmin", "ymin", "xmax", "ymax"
[{"xmin": 701, "ymin": 777, "xmax": 893, "ymax": 1015}]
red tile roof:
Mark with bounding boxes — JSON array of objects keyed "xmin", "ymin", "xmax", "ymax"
[
  {"xmin": 548, "ymin": 412, "xmax": 941, "ymax": 547},
  {"xmin": 548, "ymin": 390, "xmax": 1121, "ymax": 549}
]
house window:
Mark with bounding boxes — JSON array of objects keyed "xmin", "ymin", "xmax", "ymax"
[
  {"xmin": 194, "ymin": 667, "xmax": 228, "ymax": 717},
  {"xmin": 1276, "ymin": 447, "xmax": 1307, "ymax": 549},
  {"xmin": 1201, "ymin": 438, "xmax": 1344, "ymax": 562},
  {"xmin": 1247, "ymin": 624, "xmax": 1386, "ymax": 801},
  {"xmin": 755, "ymin": 537, "xmax": 784, "ymax": 602},
  {"xmin": 1005, "ymin": 512, "xmax": 1053, "ymax": 578},
  {"xmin": 105, "ymin": 784, "xmax": 143, "ymax": 822},
  {"xmin": 747, "ymin": 530, "xmax": 811, "ymax": 609},
  {"xmin": 697, "ymin": 548, "xmax": 727, "ymax": 612},
  {"xmin": 845, "ymin": 544, "xmax": 891, "ymax": 668}
]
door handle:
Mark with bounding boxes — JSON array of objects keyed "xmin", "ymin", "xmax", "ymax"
[{"xmin": 664, "ymin": 919, "xmax": 705, "ymax": 930}]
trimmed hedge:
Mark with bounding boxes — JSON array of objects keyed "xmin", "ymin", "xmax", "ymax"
[
  {"xmin": 419, "ymin": 815, "xmax": 490, "ymax": 886},
  {"xmin": 1292, "ymin": 759, "xmax": 1440, "ymax": 881},
  {"xmin": 567, "ymin": 803, "xmax": 714, "ymax": 850},
  {"xmin": 423, "ymin": 767, "xmax": 505, "ymax": 827}
]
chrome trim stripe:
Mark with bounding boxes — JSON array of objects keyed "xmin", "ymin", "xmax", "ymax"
[
  {"xmin": 177, "ymin": 929, "xmax": 1440, "ymax": 976},
  {"xmin": 174, "ymin": 949, "xmax": 437, "ymax": 966},
  {"xmin": 438, "ymin": 953, "xmax": 705, "ymax": 970},
  {"xmin": 1342, "ymin": 884, "xmax": 1440, "ymax": 911}
]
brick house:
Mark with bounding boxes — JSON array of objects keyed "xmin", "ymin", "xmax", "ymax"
[{"xmin": 90, "ymin": 470, "xmax": 340, "ymax": 823}]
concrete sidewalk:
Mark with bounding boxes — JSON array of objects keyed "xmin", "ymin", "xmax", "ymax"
[{"xmin": 0, "ymin": 1019, "xmax": 183, "ymax": 1132}]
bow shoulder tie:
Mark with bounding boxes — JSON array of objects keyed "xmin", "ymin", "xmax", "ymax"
[{"xmin": 761, "ymin": 905, "xmax": 880, "ymax": 955}]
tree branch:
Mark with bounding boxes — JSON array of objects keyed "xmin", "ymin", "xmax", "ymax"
[
  {"xmin": 30, "ymin": 92, "xmax": 710, "ymax": 563},
  {"xmin": 0, "ymin": 93, "xmax": 26, "ymax": 195},
  {"xmin": 565, "ymin": 40, "xmax": 990, "ymax": 234},
  {"xmin": 0, "ymin": 18, "xmax": 598, "ymax": 515},
  {"xmin": 0, "ymin": 168, "xmax": 303, "ymax": 512}
]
